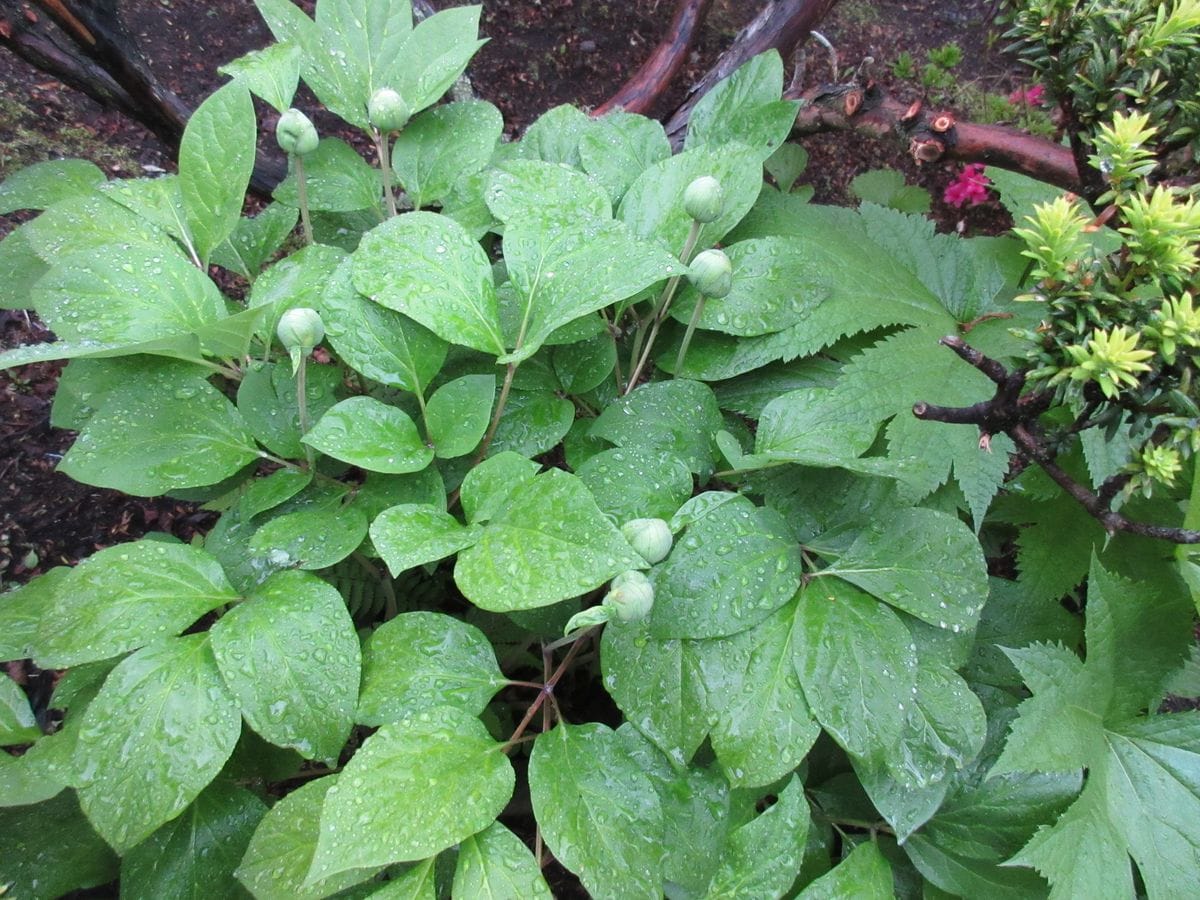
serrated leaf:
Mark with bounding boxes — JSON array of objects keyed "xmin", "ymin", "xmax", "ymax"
[
  {"xmin": 792, "ymin": 581, "xmax": 918, "ymax": 763},
  {"xmin": 704, "ymin": 598, "xmax": 821, "ymax": 788},
  {"xmin": 121, "ymin": 780, "xmax": 266, "ymax": 899},
  {"xmin": 307, "ymin": 707, "xmax": 514, "ymax": 878},
  {"xmin": 685, "ymin": 52, "xmax": 797, "ymax": 158},
  {"xmin": 357, "ymin": 611, "xmax": 506, "ymax": 725},
  {"xmin": 796, "ymin": 840, "xmax": 893, "ymax": 899},
  {"xmin": 591, "ymin": 379, "xmax": 723, "ymax": 477},
  {"xmin": 529, "ymin": 722, "xmax": 663, "ymax": 899},
  {"xmin": 211, "ymin": 571, "xmax": 359, "ymax": 762},
  {"xmin": 499, "ymin": 217, "xmax": 677, "ymax": 365},
  {"xmin": 0, "ymin": 158, "xmax": 104, "ymax": 214},
  {"xmin": 33, "ymin": 241, "xmax": 226, "ymax": 344},
  {"xmin": 33, "ymin": 540, "xmax": 237, "ymax": 669},
  {"xmin": 235, "ymin": 776, "xmax": 381, "ymax": 900},
  {"xmin": 706, "ymin": 775, "xmax": 810, "ymax": 899},
  {"xmin": 320, "ymin": 257, "xmax": 448, "ymax": 392},
  {"xmin": 644, "ymin": 493, "xmax": 802, "ymax": 639},
  {"xmin": 354, "ymin": 211, "xmax": 505, "ymax": 356},
  {"xmin": 60, "ymin": 363, "xmax": 259, "ymax": 496},
  {"xmin": 219, "ymin": 42, "xmax": 302, "ymax": 112},
  {"xmin": 303, "ymin": 396, "xmax": 433, "ymax": 474},
  {"xmin": 455, "ymin": 469, "xmax": 643, "ymax": 611},
  {"xmin": 274, "ymin": 138, "xmax": 382, "ymax": 212},
  {"xmin": 580, "ymin": 110, "xmax": 672, "ymax": 204},
  {"xmin": 426, "ymin": 373, "xmax": 494, "ymax": 457},
  {"xmin": 575, "ymin": 447, "xmax": 693, "ymax": 522},
  {"xmin": 601, "ymin": 621, "xmax": 711, "ymax": 766},
  {"xmin": 180, "ymin": 80, "xmax": 256, "ymax": 263},
  {"xmin": 391, "ymin": 100, "xmax": 502, "ymax": 209},
  {"xmin": 75, "ymin": 635, "xmax": 241, "ymax": 851},
  {"xmin": 0, "ymin": 791, "xmax": 117, "ymax": 897},
  {"xmin": 453, "ymin": 821, "xmax": 553, "ymax": 899}
]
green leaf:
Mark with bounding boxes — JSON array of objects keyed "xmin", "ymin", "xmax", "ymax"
[
  {"xmin": 32, "ymin": 241, "xmax": 226, "ymax": 344},
  {"xmin": 218, "ymin": 42, "xmax": 302, "ymax": 112},
  {"xmin": 389, "ymin": 4, "xmax": 485, "ymax": 113},
  {"xmin": 704, "ymin": 599, "xmax": 821, "ymax": 788},
  {"xmin": 754, "ymin": 386, "xmax": 879, "ymax": 465},
  {"xmin": 850, "ymin": 168, "xmax": 931, "ymax": 214},
  {"xmin": 211, "ymin": 202, "xmax": 299, "ymax": 281},
  {"xmin": 765, "ymin": 143, "xmax": 809, "ymax": 194},
  {"xmin": 357, "ymin": 611, "xmax": 506, "ymax": 725},
  {"xmin": 274, "ymin": 138, "xmax": 382, "ymax": 212},
  {"xmin": 180, "ymin": 81, "xmax": 256, "ymax": 263},
  {"xmin": 371, "ymin": 504, "xmax": 482, "ymax": 576},
  {"xmin": 591, "ymin": 379, "xmax": 723, "ymax": 477},
  {"xmin": 0, "ymin": 745, "xmax": 66, "ymax": 806},
  {"xmin": 303, "ymin": 396, "xmax": 433, "ymax": 474},
  {"xmin": 552, "ymin": 334, "xmax": 617, "ymax": 394},
  {"xmin": 485, "ymin": 158, "xmax": 611, "ymax": 228},
  {"xmin": 0, "ymin": 676, "xmax": 40, "ymax": 745},
  {"xmin": 499, "ymin": 217, "xmax": 677, "ymax": 365},
  {"xmin": 320, "ymin": 257, "xmax": 447, "ymax": 393},
  {"xmin": 121, "ymin": 781, "xmax": 266, "ymax": 899},
  {"xmin": 354, "ymin": 211, "xmax": 505, "ymax": 356},
  {"xmin": 0, "ymin": 791, "xmax": 117, "ymax": 897},
  {"xmin": 819, "ymin": 508, "xmax": 988, "ymax": 634},
  {"xmin": 455, "ymin": 469, "xmax": 643, "ymax": 611},
  {"xmin": 529, "ymin": 722, "xmax": 664, "ymax": 899},
  {"xmin": 671, "ymin": 237, "xmax": 831, "ymax": 337},
  {"xmin": 307, "ymin": 707, "xmax": 514, "ymax": 877},
  {"xmin": 60, "ymin": 363, "xmax": 259, "ymax": 496},
  {"xmin": 619, "ymin": 143, "xmax": 764, "ymax": 254},
  {"xmin": 426, "ymin": 374, "xmax": 495, "ymax": 458},
  {"xmin": 211, "ymin": 571, "xmax": 359, "ymax": 763},
  {"xmin": 580, "ymin": 110, "xmax": 672, "ymax": 205},
  {"xmin": 368, "ymin": 860, "xmax": 436, "ymax": 898},
  {"xmin": 248, "ymin": 242, "xmax": 348, "ymax": 345},
  {"xmin": 601, "ymin": 622, "xmax": 711, "ymax": 765},
  {"xmin": 906, "ymin": 832, "xmax": 1049, "ymax": 899},
  {"xmin": 488, "ymin": 388, "xmax": 574, "ymax": 458},
  {"xmin": 0, "ymin": 568, "xmax": 66, "ymax": 663},
  {"xmin": 75, "ymin": 635, "xmax": 241, "ymax": 851},
  {"xmin": 23, "ymin": 192, "xmax": 171, "ymax": 262},
  {"xmin": 575, "ymin": 447, "xmax": 693, "ymax": 522},
  {"xmin": 792, "ymin": 581, "xmax": 918, "ymax": 764},
  {"xmin": 457, "ymin": 453, "xmax": 536, "ymax": 526},
  {"xmin": 706, "ymin": 775, "xmax": 810, "ymax": 899},
  {"xmin": 391, "ymin": 100, "xmax": 503, "ymax": 209},
  {"xmin": 34, "ymin": 540, "xmax": 238, "ymax": 669},
  {"xmin": 237, "ymin": 361, "xmax": 342, "ymax": 460},
  {"xmin": 685, "ymin": 52, "xmax": 798, "ymax": 158},
  {"xmin": 799, "ymin": 841, "xmax": 894, "ymax": 899},
  {"xmin": 517, "ymin": 103, "xmax": 592, "ymax": 166},
  {"xmin": 248, "ymin": 499, "xmax": 368, "ymax": 574},
  {"xmin": 645, "ymin": 493, "xmax": 802, "ymax": 639},
  {"xmin": 0, "ymin": 221, "xmax": 50, "ymax": 310},
  {"xmin": 235, "ymin": 776, "xmax": 381, "ymax": 900},
  {"xmin": 0, "ymin": 158, "xmax": 104, "ymax": 214},
  {"xmin": 453, "ymin": 821, "xmax": 553, "ymax": 899}
]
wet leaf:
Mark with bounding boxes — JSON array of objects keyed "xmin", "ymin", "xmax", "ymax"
[
  {"xmin": 304, "ymin": 396, "xmax": 434, "ymax": 474},
  {"xmin": 453, "ymin": 821, "xmax": 553, "ymax": 899},
  {"xmin": 391, "ymin": 100, "xmax": 503, "ymax": 209},
  {"xmin": 426, "ymin": 373, "xmax": 495, "ymax": 458}
]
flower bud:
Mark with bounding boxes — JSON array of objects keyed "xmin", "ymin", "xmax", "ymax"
[
  {"xmin": 276, "ymin": 108, "xmax": 320, "ymax": 156},
  {"xmin": 277, "ymin": 307, "xmax": 325, "ymax": 352},
  {"xmin": 603, "ymin": 570, "xmax": 655, "ymax": 623},
  {"xmin": 683, "ymin": 175, "xmax": 725, "ymax": 223},
  {"xmin": 620, "ymin": 518, "xmax": 673, "ymax": 565},
  {"xmin": 688, "ymin": 248, "xmax": 733, "ymax": 299},
  {"xmin": 368, "ymin": 88, "xmax": 411, "ymax": 133}
]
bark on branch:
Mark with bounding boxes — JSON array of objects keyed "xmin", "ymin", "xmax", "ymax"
[{"xmin": 913, "ymin": 336, "xmax": 1200, "ymax": 544}]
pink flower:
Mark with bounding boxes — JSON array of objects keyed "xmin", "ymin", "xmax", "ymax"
[
  {"xmin": 943, "ymin": 163, "xmax": 992, "ymax": 208},
  {"xmin": 1008, "ymin": 84, "xmax": 1045, "ymax": 106}
]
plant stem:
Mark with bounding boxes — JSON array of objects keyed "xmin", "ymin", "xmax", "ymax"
[
  {"xmin": 674, "ymin": 294, "xmax": 707, "ymax": 373},
  {"xmin": 374, "ymin": 128, "xmax": 399, "ymax": 218},
  {"xmin": 474, "ymin": 361, "xmax": 517, "ymax": 465},
  {"xmin": 294, "ymin": 154, "xmax": 314, "ymax": 245},
  {"xmin": 501, "ymin": 626, "xmax": 598, "ymax": 752},
  {"xmin": 625, "ymin": 220, "xmax": 702, "ymax": 394},
  {"xmin": 296, "ymin": 354, "xmax": 314, "ymax": 468}
]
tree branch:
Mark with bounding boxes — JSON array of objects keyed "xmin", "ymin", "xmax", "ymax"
[
  {"xmin": 593, "ymin": 0, "xmax": 713, "ymax": 117},
  {"xmin": 913, "ymin": 338, "xmax": 1200, "ymax": 544},
  {"xmin": 787, "ymin": 77, "xmax": 1082, "ymax": 192}
]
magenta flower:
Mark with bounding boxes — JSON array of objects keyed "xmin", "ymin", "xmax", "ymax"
[
  {"xmin": 1008, "ymin": 84, "xmax": 1046, "ymax": 106},
  {"xmin": 943, "ymin": 163, "xmax": 992, "ymax": 208}
]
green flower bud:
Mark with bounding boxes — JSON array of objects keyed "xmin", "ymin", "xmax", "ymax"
[
  {"xmin": 688, "ymin": 248, "xmax": 733, "ymax": 299},
  {"xmin": 276, "ymin": 108, "xmax": 320, "ymax": 156},
  {"xmin": 683, "ymin": 175, "xmax": 725, "ymax": 223},
  {"xmin": 620, "ymin": 517, "xmax": 673, "ymax": 565},
  {"xmin": 277, "ymin": 307, "xmax": 325, "ymax": 353},
  {"xmin": 368, "ymin": 88, "xmax": 411, "ymax": 133},
  {"xmin": 603, "ymin": 570, "xmax": 655, "ymax": 623}
]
